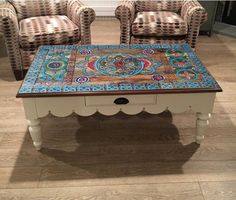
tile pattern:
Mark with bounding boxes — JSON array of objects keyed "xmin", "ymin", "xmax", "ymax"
[
  {"xmin": 18, "ymin": 44, "xmax": 221, "ymax": 96},
  {"xmin": 0, "ymin": 0, "xmax": 95, "ymax": 80},
  {"xmin": 115, "ymin": 0, "xmax": 207, "ymax": 48}
]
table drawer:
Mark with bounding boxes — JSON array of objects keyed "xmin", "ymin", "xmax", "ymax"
[{"xmin": 85, "ymin": 95, "xmax": 157, "ymax": 106}]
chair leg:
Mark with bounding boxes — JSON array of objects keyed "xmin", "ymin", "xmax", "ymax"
[{"xmin": 13, "ymin": 69, "xmax": 27, "ymax": 81}]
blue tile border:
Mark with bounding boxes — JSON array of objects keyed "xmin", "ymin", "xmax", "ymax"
[{"xmin": 18, "ymin": 44, "xmax": 222, "ymax": 95}]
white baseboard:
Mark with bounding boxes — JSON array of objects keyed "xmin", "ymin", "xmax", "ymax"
[{"xmin": 92, "ymin": 6, "xmax": 116, "ymax": 16}]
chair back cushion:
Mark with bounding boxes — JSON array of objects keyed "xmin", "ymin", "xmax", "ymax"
[
  {"xmin": 8, "ymin": 0, "xmax": 67, "ymax": 20},
  {"xmin": 135, "ymin": 0, "xmax": 183, "ymax": 13}
]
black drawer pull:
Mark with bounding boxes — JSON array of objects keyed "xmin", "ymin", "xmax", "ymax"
[{"xmin": 114, "ymin": 97, "xmax": 129, "ymax": 105}]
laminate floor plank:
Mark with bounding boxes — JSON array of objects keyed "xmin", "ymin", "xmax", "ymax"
[
  {"xmin": 38, "ymin": 160, "xmax": 236, "ymax": 188},
  {"xmin": 200, "ymin": 181, "xmax": 236, "ymax": 200},
  {"xmin": 0, "ymin": 167, "xmax": 41, "ymax": 189},
  {"xmin": 0, "ymin": 142, "xmax": 235, "ymax": 168},
  {"xmin": 0, "ymin": 182, "xmax": 205, "ymax": 200}
]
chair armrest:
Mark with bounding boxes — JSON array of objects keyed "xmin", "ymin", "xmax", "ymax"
[
  {"xmin": 0, "ymin": 2, "xmax": 19, "ymax": 34},
  {"xmin": 0, "ymin": 2, "xmax": 22, "ymax": 73},
  {"xmin": 115, "ymin": 0, "xmax": 136, "ymax": 44},
  {"xmin": 115, "ymin": 0, "xmax": 135, "ymax": 22},
  {"xmin": 67, "ymin": 0, "xmax": 95, "ymax": 44},
  {"xmin": 181, "ymin": 0, "xmax": 207, "ymax": 49},
  {"xmin": 181, "ymin": 0, "xmax": 207, "ymax": 25}
]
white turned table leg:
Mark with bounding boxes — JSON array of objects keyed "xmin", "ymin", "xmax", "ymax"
[
  {"xmin": 196, "ymin": 113, "xmax": 211, "ymax": 144},
  {"xmin": 27, "ymin": 119, "xmax": 42, "ymax": 150}
]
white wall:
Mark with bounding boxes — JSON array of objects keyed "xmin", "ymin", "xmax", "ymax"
[{"xmin": 85, "ymin": 0, "xmax": 118, "ymax": 16}]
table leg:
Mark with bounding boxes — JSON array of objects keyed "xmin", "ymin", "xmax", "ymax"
[
  {"xmin": 196, "ymin": 113, "xmax": 210, "ymax": 144},
  {"xmin": 27, "ymin": 119, "xmax": 42, "ymax": 150}
]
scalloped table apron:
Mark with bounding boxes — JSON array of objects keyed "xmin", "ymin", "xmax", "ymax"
[{"xmin": 17, "ymin": 44, "xmax": 222, "ymax": 150}]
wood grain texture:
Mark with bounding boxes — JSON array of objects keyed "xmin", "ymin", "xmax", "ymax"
[
  {"xmin": 0, "ymin": 182, "xmax": 204, "ymax": 200},
  {"xmin": 0, "ymin": 167, "xmax": 41, "ymax": 189},
  {"xmin": 200, "ymin": 181, "xmax": 236, "ymax": 200},
  {"xmin": 0, "ymin": 18, "xmax": 236, "ymax": 199},
  {"xmin": 38, "ymin": 160, "xmax": 236, "ymax": 188}
]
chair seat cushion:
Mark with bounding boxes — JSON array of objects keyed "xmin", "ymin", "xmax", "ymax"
[
  {"xmin": 132, "ymin": 11, "xmax": 188, "ymax": 37},
  {"xmin": 19, "ymin": 15, "xmax": 80, "ymax": 49}
]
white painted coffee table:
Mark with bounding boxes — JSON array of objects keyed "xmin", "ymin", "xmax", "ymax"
[{"xmin": 17, "ymin": 44, "xmax": 222, "ymax": 150}]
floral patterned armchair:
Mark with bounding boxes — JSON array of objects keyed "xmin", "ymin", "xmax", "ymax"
[
  {"xmin": 115, "ymin": 0, "xmax": 207, "ymax": 49},
  {"xmin": 0, "ymin": 0, "xmax": 95, "ymax": 80}
]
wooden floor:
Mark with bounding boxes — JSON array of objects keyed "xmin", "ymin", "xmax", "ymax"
[{"xmin": 0, "ymin": 19, "xmax": 236, "ymax": 200}]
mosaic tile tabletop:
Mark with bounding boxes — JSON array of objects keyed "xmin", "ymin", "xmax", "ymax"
[{"xmin": 17, "ymin": 44, "xmax": 222, "ymax": 97}]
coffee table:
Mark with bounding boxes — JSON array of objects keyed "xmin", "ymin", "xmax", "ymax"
[{"xmin": 17, "ymin": 44, "xmax": 222, "ymax": 150}]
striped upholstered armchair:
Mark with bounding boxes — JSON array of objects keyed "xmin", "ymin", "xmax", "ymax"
[
  {"xmin": 0, "ymin": 0, "xmax": 95, "ymax": 80},
  {"xmin": 115, "ymin": 0, "xmax": 207, "ymax": 49}
]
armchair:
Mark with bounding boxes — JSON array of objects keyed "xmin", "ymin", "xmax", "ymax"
[
  {"xmin": 0, "ymin": 0, "xmax": 95, "ymax": 80},
  {"xmin": 115, "ymin": 0, "xmax": 207, "ymax": 49}
]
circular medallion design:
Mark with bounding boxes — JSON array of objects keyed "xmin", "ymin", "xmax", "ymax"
[
  {"xmin": 143, "ymin": 49, "xmax": 155, "ymax": 55},
  {"xmin": 75, "ymin": 76, "xmax": 90, "ymax": 84},
  {"xmin": 94, "ymin": 53, "xmax": 146, "ymax": 78},
  {"xmin": 166, "ymin": 49, "xmax": 184, "ymax": 57},
  {"xmin": 170, "ymin": 57, "xmax": 191, "ymax": 69},
  {"xmin": 46, "ymin": 61, "xmax": 66, "ymax": 70},
  {"xmin": 152, "ymin": 74, "xmax": 165, "ymax": 81},
  {"xmin": 176, "ymin": 69, "xmax": 197, "ymax": 80}
]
